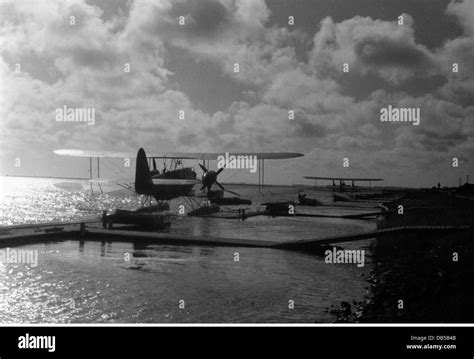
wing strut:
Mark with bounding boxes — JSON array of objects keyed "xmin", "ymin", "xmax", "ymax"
[
  {"xmin": 87, "ymin": 157, "xmax": 101, "ymax": 179},
  {"xmin": 257, "ymin": 158, "xmax": 265, "ymax": 193},
  {"xmin": 87, "ymin": 156, "xmax": 103, "ymax": 193},
  {"xmin": 89, "ymin": 157, "xmax": 92, "ymax": 192}
]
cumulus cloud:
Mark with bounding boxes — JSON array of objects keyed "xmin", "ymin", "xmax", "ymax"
[
  {"xmin": 437, "ymin": 0, "xmax": 474, "ymax": 105},
  {"xmin": 446, "ymin": 0, "xmax": 474, "ymax": 35},
  {"xmin": 122, "ymin": 0, "xmax": 301, "ymax": 85},
  {"xmin": 309, "ymin": 14, "xmax": 437, "ymax": 84}
]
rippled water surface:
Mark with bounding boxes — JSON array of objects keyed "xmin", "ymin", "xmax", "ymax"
[{"xmin": 0, "ymin": 177, "xmax": 374, "ymax": 323}]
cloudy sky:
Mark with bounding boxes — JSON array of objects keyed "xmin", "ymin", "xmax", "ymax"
[{"xmin": 1, "ymin": 0, "xmax": 473, "ymax": 187}]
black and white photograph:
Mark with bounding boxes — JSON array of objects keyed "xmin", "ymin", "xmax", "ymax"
[{"xmin": 0, "ymin": 0, "xmax": 473, "ymax": 346}]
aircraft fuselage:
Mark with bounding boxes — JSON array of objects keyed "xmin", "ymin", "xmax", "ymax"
[{"xmin": 149, "ymin": 167, "xmax": 197, "ymax": 201}]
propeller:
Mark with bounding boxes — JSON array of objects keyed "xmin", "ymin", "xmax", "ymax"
[
  {"xmin": 215, "ymin": 180, "xmax": 240, "ymax": 196},
  {"xmin": 199, "ymin": 163, "xmax": 240, "ymax": 197},
  {"xmin": 199, "ymin": 163, "xmax": 207, "ymax": 173}
]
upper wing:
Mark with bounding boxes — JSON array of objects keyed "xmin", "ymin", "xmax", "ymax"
[
  {"xmin": 54, "ymin": 149, "xmax": 304, "ymax": 160},
  {"xmin": 188, "ymin": 152, "xmax": 305, "ymax": 160},
  {"xmin": 304, "ymin": 176, "xmax": 384, "ymax": 181},
  {"xmin": 55, "ymin": 149, "xmax": 139, "ymax": 158}
]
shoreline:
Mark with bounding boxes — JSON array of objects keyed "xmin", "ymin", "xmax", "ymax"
[{"xmin": 360, "ymin": 191, "xmax": 474, "ymax": 323}]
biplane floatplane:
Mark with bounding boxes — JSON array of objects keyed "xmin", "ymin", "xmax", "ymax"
[
  {"xmin": 304, "ymin": 176, "xmax": 384, "ymax": 192},
  {"xmin": 54, "ymin": 148, "xmax": 304, "ymax": 210}
]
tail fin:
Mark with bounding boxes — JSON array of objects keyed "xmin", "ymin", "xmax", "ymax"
[{"xmin": 135, "ymin": 148, "xmax": 153, "ymax": 194}]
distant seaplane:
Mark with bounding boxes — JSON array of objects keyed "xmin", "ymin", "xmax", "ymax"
[
  {"xmin": 304, "ymin": 176, "xmax": 383, "ymax": 191},
  {"xmin": 54, "ymin": 148, "xmax": 304, "ymax": 203}
]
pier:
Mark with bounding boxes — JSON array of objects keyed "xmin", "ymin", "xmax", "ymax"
[{"xmin": 0, "ymin": 220, "xmax": 470, "ymax": 251}]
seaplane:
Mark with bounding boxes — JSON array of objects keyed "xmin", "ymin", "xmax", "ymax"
[
  {"xmin": 303, "ymin": 176, "xmax": 384, "ymax": 203},
  {"xmin": 54, "ymin": 148, "xmax": 304, "ymax": 211},
  {"xmin": 304, "ymin": 176, "xmax": 384, "ymax": 192}
]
